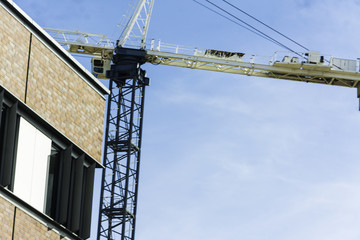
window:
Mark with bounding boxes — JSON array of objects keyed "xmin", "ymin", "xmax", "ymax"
[
  {"xmin": 0, "ymin": 88, "xmax": 97, "ymax": 238},
  {"xmin": 13, "ymin": 117, "xmax": 52, "ymax": 212},
  {"xmin": 93, "ymin": 59, "xmax": 104, "ymax": 74}
]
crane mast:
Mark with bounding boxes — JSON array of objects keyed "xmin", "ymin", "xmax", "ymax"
[
  {"xmin": 97, "ymin": 47, "xmax": 148, "ymax": 240},
  {"xmin": 45, "ymin": 1, "xmax": 156, "ymax": 239},
  {"xmin": 44, "ymin": 1, "xmax": 360, "ymax": 239},
  {"xmin": 96, "ymin": 0, "xmax": 154, "ymax": 239}
]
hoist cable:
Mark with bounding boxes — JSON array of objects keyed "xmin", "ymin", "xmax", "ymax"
[
  {"xmin": 193, "ymin": 0, "xmax": 282, "ymax": 47},
  {"xmin": 222, "ymin": 0, "xmax": 309, "ymax": 51},
  {"xmin": 202, "ymin": 0, "xmax": 301, "ymax": 57}
]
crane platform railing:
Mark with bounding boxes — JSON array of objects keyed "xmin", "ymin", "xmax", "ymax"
[
  {"xmin": 44, "ymin": 28, "xmax": 115, "ymax": 57},
  {"xmin": 43, "ymin": 27, "xmax": 360, "ymax": 88},
  {"xmin": 43, "ymin": 27, "xmax": 360, "ymax": 76},
  {"xmin": 144, "ymin": 41, "xmax": 360, "ymax": 89},
  {"xmin": 147, "ymin": 38, "xmax": 272, "ymax": 64},
  {"xmin": 146, "ymin": 39, "xmax": 360, "ymax": 73}
]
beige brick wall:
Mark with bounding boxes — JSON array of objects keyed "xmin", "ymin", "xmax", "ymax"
[
  {"xmin": 0, "ymin": 6, "xmax": 29, "ymax": 102},
  {"xmin": 0, "ymin": 195, "xmax": 61, "ymax": 240},
  {"xmin": 0, "ymin": 195, "xmax": 15, "ymax": 239},
  {"xmin": 13, "ymin": 208, "xmax": 60, "ymax": 240},
  {"xmin": 26, "ymin": 36, "xmax": 105, "ymax": 160},
  {"xmin": 0, "ymin": 5, "xmax": 106, "ymax": 161}
]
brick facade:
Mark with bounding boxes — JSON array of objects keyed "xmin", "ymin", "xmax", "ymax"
[
  {"xmin": 26, "ymin": 36, "xmax": 105, "ymax": 160},
  {"xmin": 0, "ymin": 195, "xmax": 62, "ymax": 240},
  {"xmin": 0, "ymin": 195, "xmax": 14, "ymax": 239},
  {"xmin": 0, "ymin": 4, "xmax": 107, "ymax": 161},
  {"xmin": 0, "ymin": 6, "xmax": 29, "ymax": 102},
  {"xmin": 0, "ymin": 1, "xmax": 109, "ymax": 238}
]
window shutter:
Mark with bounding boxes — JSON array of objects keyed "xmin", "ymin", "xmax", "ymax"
[
  {"xmin": 1, "ymin": 101, "xmax": 18, "ymax": 188},
  {"xmin": 70, "ymin": 154, "xmax": 85, "ymax": 233},
  {"xmin": 56, "ymin": 145, "xmax": 72, "ymax": 225},
  {"xmin": 0, "ymin": 90, "xmax": 3, "ymax": 126},
  {"xmin": 79, "ymin": 162, "xmax": 95, "ymax": 239}
]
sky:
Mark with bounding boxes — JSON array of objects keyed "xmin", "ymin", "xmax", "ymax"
[{"xmin": 11, "ymin": 0, "xmax": 360, "ymax": 239}]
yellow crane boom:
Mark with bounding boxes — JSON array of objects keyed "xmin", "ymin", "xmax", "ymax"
[{"xmin": 44, "ymin": 27, "xmax": 360, "ymax": 94}]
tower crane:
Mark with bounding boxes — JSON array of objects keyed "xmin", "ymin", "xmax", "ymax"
[{"xmin": 44, "ymin": 0, "xmax": 360, "ymax": 239}]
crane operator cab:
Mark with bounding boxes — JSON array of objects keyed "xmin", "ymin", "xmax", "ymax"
[{"xmin": 91, "ymin": 56, "xmax": 111, "ymax": 79}]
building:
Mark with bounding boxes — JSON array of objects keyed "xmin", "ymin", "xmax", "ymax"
[{"xmin": 0, "ymin": 0, "xmax": 109, "ymax": 239}]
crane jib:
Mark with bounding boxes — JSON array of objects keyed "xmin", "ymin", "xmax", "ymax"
[{"xmin": 145, "ymin": 49, "xmax": 360, "ymax": 89}]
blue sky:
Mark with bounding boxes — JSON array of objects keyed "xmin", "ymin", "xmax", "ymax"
[{"xmin": 12, "ymin": 0, "xmax": 360, "ymax": 239}]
